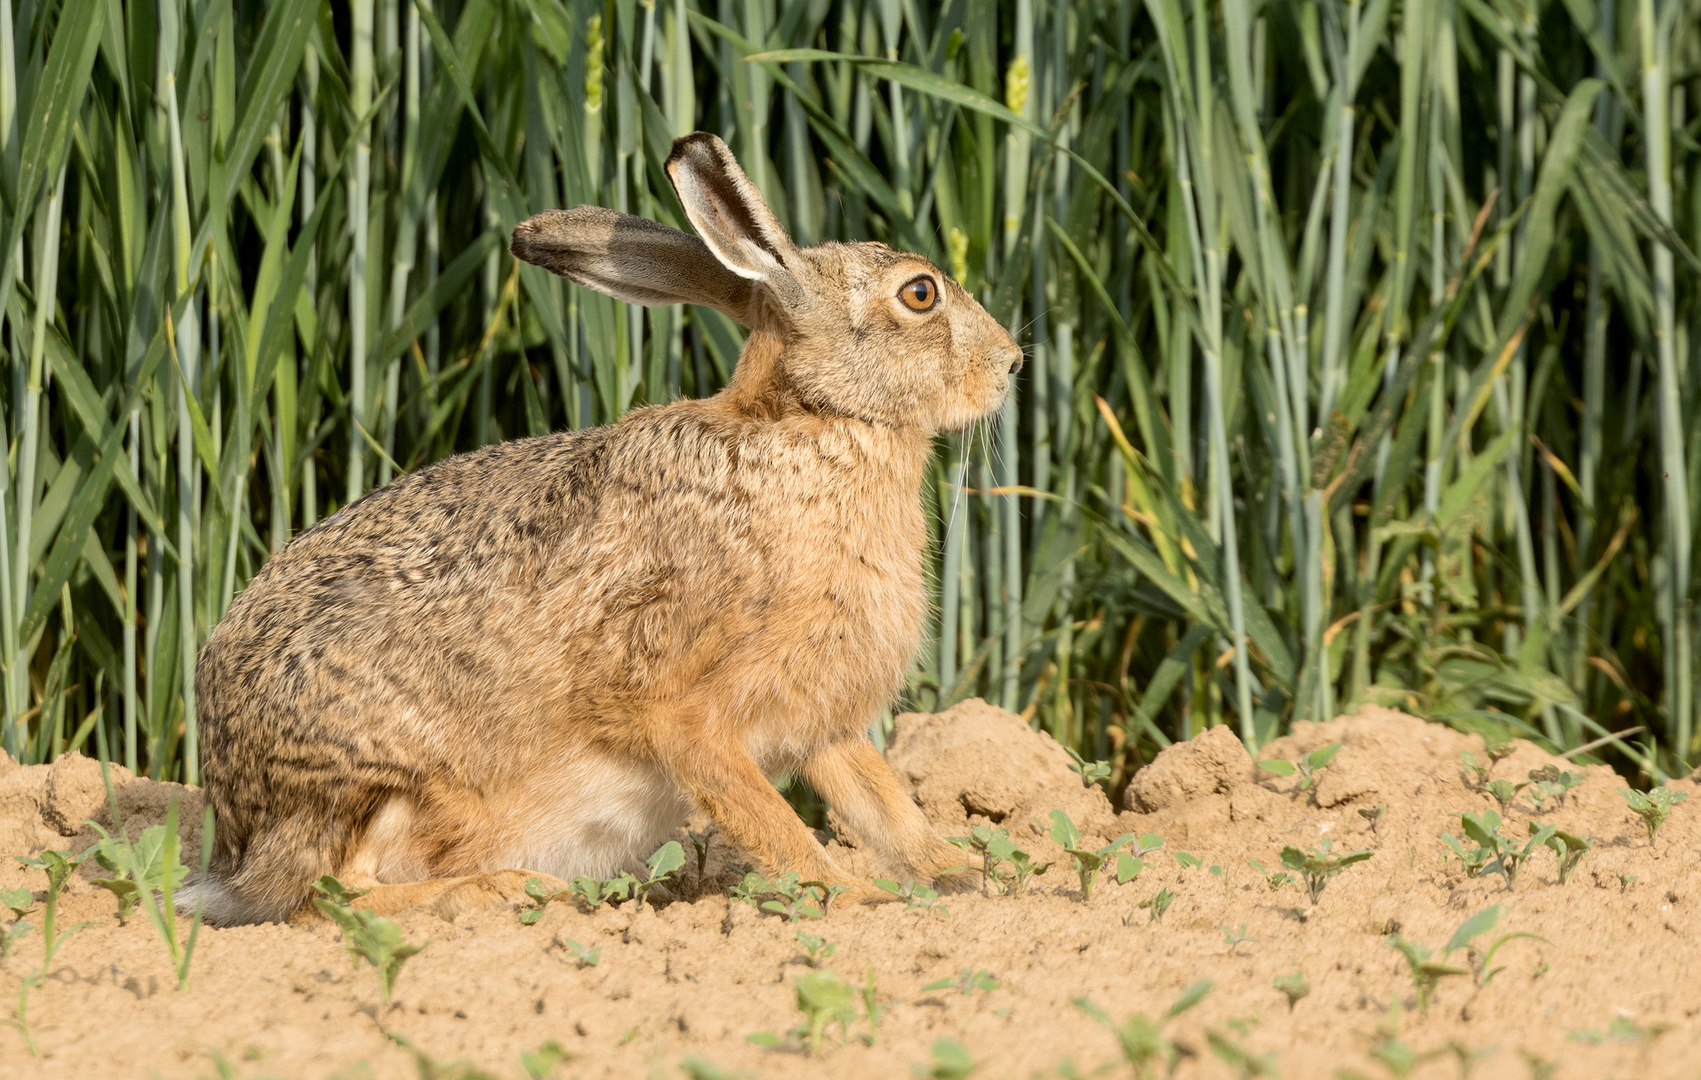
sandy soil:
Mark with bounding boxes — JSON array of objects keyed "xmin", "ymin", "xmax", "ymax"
[{"xmin": 2, "ymin": 701, "xmax": 1699, "ymax": 1079}]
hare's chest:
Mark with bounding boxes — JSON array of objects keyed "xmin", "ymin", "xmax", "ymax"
[{"xmin": 776, "ymin": 497, "xmax": 927, "ymax": 688}]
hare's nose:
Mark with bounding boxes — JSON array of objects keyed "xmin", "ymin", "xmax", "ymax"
[{"xmin": 1005, "ymin": 346, "xmax": 1025, "ymax": 375}]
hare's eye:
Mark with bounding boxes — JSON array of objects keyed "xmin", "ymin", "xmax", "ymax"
[{"xmin": 899, "ymin": 276, "xmax": 939, "ymax": 312}]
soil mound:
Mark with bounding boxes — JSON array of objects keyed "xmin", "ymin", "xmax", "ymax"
[
  {"xmin": 3, "ymin": 706, "xmax": 1699, "ymax": 1079},
  {"xmin": 886, "ymin": 697, "xmax": 1118, "ymax": 843}
]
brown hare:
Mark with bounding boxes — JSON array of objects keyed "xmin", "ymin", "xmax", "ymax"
[{"xmin": 189, "ymin": 132, "xmax": 1022, "ymax": 925}]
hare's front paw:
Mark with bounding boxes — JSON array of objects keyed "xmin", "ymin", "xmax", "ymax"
[
  {"xmin": 914, "ymin": 840, "xmax": 979, "ymax": 892},
  {"xmin": 930, "ymin": 865, "xmax": 984, "ymax": 895}
]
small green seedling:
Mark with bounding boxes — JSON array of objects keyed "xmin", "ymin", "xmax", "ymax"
[
  {"xmin": 0, "ymin": 888, "xmax": 33, "ymax": 967},
  {"xmin": 950, "ymin": 824, "xmax": 1053, "ymax": 896},
  {"xmin": 1048, "ymin": 810, "xmax": 1157, "ymax": 900},
  {"xmin": 742, "ymin": 871, "xmax": 846, "ymax": 921},
  {"xmin": 1366, "ymin": 1014, "xmax": 1428, "ymax": 1079},
  {"xmin": 386, "ymin": 1032, "xmax": 501, "ymax": 1080},
  {"xmin": 83, "ymin": 821, "xmax": 191, "ymax": 925},
  {"xmin": 872, "ymin": 878, "xmax": 948, "ymax": 915},
  {"xmin": 1257, "ymin": 741, "xmax": 1341, "ymax": 791},
  {"xmin": 1065, "ymin": 746, "xmax": 1113, "ymax": 789},
  {"xmin": 1387, "ymin": 935, "xmax": 1470, "ymax": 1014},
  {"xmin": 12, "ymin": 849, "xmax": 81, "ymax": 946},
  {"xmin": 1525, "ymin": 766, "xmax": 1584, "ymax": 811},
  {"xmin": 312, "ymin": 875, "xmax": 427, "ymax": 1004},
  {"xmin": 1619, "ymin": 872, "xmax": 1638, "ymax": 892},
  {"xmin": 748, "ymin": 969, "xmax": 861, "ymax": 1056},
  {"xmin": 1138, "ymin": 887, "xmax": 1174, "ymax": 923},
  {"xmin": 1566, "ymin": 1016, "xmax": 1670, "ymax": 1045},
  {"xmin": 1444, "ymin": 809, "xmax": 1553, "ymax": 889},
  {"xmin": 760, "ymin": 872, "xmax": 826, "ymax": 921},
  {"xmin": 948, "ymin": 824, "xmax": 1009, "ymax": 895},
  {"xmin": 1279, "ymin": 837, "xmax": 1372, "ymax": 904},
  {"xmin": 987, "ymin": 830, "xmax": 1052, "ymax": 895},
  {"xmin": 914, "ymin": 1037, "xmax": 977, "ymax": 1080},
  {"xmin": 687, "ymin": 828, "xmax": 713, "ymax": 883},
  {"xmin": 1440, "ymin": 813, "xmax": 1495, "ymax": 879},
  {"xmin": 1074, "ymin": 980, "xmax": 1212, "ymax": 1079},
  {"xmin": 1485, "ymin": 778, "xmax": 1528, "ymax": 815},
  {"xmin": 7, "ymin": 848, "xmax": 90, "ymax": 1053},
  {"xmin": 519, "ymin": 1040, "xmax": 572, "ymax": 1080},
  {"xmin": 1273, "ymin": 970, "xmax": 1309, "ymax": 1010},
  {"xmin": 728, "ymin": 869, "xmax": 767, "ymax": 904},
  {"xmin": 1387, "ymin": 905, "xmax": 1544, "ymax": 1015},
  {"xmin": 519, "ymin": 877, "xmax": 570, "ymax": 925},
  {"xmin": 1619, "ymin": 786, "xmax": 1689, "ymax": 844},
  {"xmin": 1460, "ymin": 751, "xmax": 1490, "ymax": 790},
  {"xmin": 860, "ymin": 967, "xmax": 885, "ymax": 1046},
  {"xmin": 796, "ymin": 931, "xmax": 836, "ymax": 968},
  {"xmin": 1358, "ymin": 805, "xmax": 1386, "ymax": 835},
  {"xmin": 922, "ymin": 968, "xmax": 999, "ymax": 996},
  {"xmin": 312, "ymin": 875, "xmax": 372, "ymax": 904},
  {"xmin": 89, "ymin": 774, "xmax": 214, "ymax": 992},
  {"xmin": 570, "ymin": 872, "xmax": 634, "ymax": 911},
  {"xmin": 1540, "ymin": 826, "xmax": 1592, "ymax": 884},
  {"xmin": 1445, "ymin": 904, "xmax": 1546, "ymax": 987},
  {"xmin": 1207, "ymin": 1028, "xmax": 1279, "ymax": 1079},
  {"xmin": 632, "ymin": 840, "xmax": 685, "ymax": 909},
  {"xmin": 559, "ymin": 937, "xmax": 600, "ymax": 968},
  {"xmin": 1445, "ymin": 1039, "xmax": 1495, "ymax": 1079},
  {"xmin": 1247, "ymin": 859, "xmax": 1294, "ymax": 891},
  {"xmin": 1173, "ymin": 850, "xmax": 1203, "ymax": 869},
  {"xmin": 1220, "ymin": 923, "xmax": 1257, "ymax": 953},
  {"xmin": 678, "ymin": 1058, "xmax": 749, "ymax": 1080}
]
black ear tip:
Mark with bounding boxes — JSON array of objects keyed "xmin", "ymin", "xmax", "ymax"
[
  {"xmin": 667, "ymin": 131, "xmax": 728, "ymax": 173},
  {"xmin": 509, "ymin": 219, "xmax": 536, "ymax": 262},
  {"xmin": 508, "ymin": 210, "xmax": 559, "ymax": 265}
]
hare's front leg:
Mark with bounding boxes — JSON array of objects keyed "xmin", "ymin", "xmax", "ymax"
[
  {"xmin": 801, "ymin": 736, "xmax": 969, "ymax": 887},
  {"xmin": 663, "ymin": 740, "xmax": 860, "ymax": 892}
]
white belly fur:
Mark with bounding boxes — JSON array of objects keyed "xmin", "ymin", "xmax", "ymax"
[
  {"xmin": 352, "ymin": 754, "xmax": 702, "ymax": 886},
  {"xmin": 508, "ymin": 753, "xmax": 693, "ymax": 880}
]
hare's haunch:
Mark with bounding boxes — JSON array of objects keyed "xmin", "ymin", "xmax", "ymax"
[{"xmin": 189, "ymin": 133, "xmax": 1022, "ymax": 924}]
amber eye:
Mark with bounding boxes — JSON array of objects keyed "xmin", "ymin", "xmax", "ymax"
[{"xmin": 899, "ymin": 276, "xmax": 939, "ymax": 312}]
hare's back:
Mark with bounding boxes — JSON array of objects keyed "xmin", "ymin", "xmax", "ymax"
[
  {"xmin": 241, "ymin": 428, "xmax": 606, "ymax": 621},
  {"xmin": 197, "ymin": 429, "xmax": 610, "ymax": 761}
]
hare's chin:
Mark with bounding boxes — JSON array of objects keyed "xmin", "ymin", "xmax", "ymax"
[{"xmin": 938, "ymin": 388, "xmax": 1010, "ymax": 432}]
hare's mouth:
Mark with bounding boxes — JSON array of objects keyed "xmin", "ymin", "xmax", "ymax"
[{"xmin": 938, "ymin": 379, "xmax": 1011, "ymax": 433}]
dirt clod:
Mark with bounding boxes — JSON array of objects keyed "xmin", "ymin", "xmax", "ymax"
[
  {"xmin": 888, "ymin": 698, "xmax": 1117, "ymax": 838},
  {"xmin": 1126, "ymin": 722, "xmax": 1254, "ymax": 812}
]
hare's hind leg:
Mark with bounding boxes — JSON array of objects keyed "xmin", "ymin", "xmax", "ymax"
[
  {"xmin": 801, "ymin": 736, "xmax": 969, "ymax": 887},
  {"xmin": 300, "ymin": 870, "xmax": 572, "ymax": 922},
  {"xmin": 303, "ymin": 794, "xmax": 572, "ymax": 922}
]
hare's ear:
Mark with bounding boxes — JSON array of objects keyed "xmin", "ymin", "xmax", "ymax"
[
  {"xmin": 666, "ymin": 133, "xmax": 803, "ymax": 304},
  {"xmin": 509, "ymin": 206, "xmax": 754, "ymax": 325}
]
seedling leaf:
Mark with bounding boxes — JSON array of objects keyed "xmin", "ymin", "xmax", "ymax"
[
  {"xmin": 1619, "ymin": 786, "xmax": 1689, "ymax": 844},
  {"xmin": 1167, "ymin": 979, "xmax": 1214, "ymax": 1017},
  {"xmin": 917, "ymin": 1037, "xmax": 977, "ymax": 1080},
  {"xmin": 1444, "ymin": 905, "xmax": 1504, "ymax": 954},
  {"xmin": 1273, "ymin": 970, "xmax": 1309, "ymax": 1009},
  {"xmin": 0, "ymin": 889, "xmax": 35, "ymax": 920}
]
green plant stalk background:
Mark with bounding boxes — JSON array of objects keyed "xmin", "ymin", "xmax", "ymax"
[{"xmin": 1, "ymin": 0, "xmax": 1697, "ymax": 792}]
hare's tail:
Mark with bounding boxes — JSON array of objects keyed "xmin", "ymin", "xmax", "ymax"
[{"xmin": 174, "ymin": 873, "xmax": 274, "ymax": 926}]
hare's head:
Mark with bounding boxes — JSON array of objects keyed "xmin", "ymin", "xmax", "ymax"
[{"xmin": 511, "ymin": 133, "xmax": 1021, "ymax": 433}]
